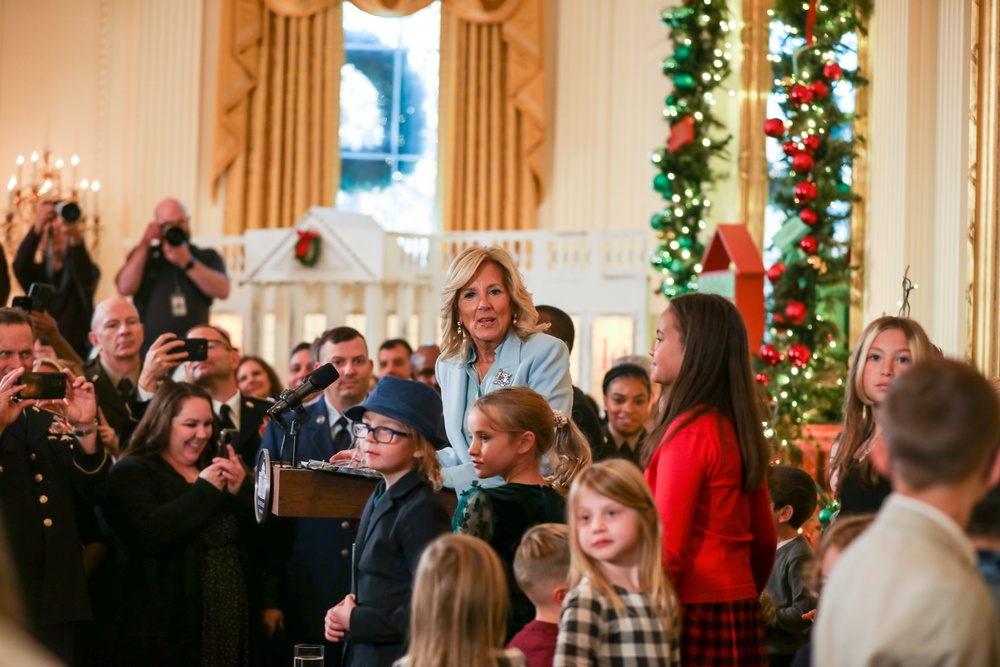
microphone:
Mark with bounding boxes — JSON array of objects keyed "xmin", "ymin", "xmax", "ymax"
[{"xmin": 267, "ymin": 363, "xmax": 339, "ymax": 417}]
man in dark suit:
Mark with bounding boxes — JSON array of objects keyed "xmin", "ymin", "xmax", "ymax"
[
  {"xmin": 0, "ymin": 307, "xmax": 107, "ymax": 663},
  {"xmin": 260, "ymin": 326, "xmax": 374, "ymax": 666},
  {"xmin": 183, "ymin": 324, "xmax": 271, "ymax": 465},
  {"xmin": 84, "ymin": 297, "xmax": 144, "ymax": 453}
]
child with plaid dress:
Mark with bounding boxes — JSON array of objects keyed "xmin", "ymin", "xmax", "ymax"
[
  {"xmin": 643, "ymin": 294, "xmax": 777, "ymax": 666},
  {"xmin": 555, "ymin": 460, "xmax": 680, "ymax": 667}
]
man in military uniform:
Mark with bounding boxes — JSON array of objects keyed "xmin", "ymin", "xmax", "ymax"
[
  {"xmin": 0, "ymin": 307, "xmax": 106, "ymax": 663},
  {"xmin": 84, "ymin": 296, "xmax": 145, "ymax": 452}
]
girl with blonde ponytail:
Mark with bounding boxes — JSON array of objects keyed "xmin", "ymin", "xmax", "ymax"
[{"xmin": 454, "ymin": 387, "xmax": 591, "ymax": 639}]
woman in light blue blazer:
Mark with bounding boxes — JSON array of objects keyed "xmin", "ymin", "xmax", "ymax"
[{"xmin": 435, "ymin": 245, "xmax": 572, "ymax": 489}]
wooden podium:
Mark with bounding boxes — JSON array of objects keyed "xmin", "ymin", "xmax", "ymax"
[{"xmin": 268, "ymin": 464, "xmax": 458, "ymax": 519}]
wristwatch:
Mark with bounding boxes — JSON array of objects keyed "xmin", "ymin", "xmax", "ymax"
[{"xmin": 184, "ymin": 258, "xmax": 197, "ymax": 271}]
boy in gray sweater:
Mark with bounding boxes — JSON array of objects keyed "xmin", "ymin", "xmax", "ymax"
[{"xmin": 765, "ymin": 465, "xmax": 818, "ymax": 667}]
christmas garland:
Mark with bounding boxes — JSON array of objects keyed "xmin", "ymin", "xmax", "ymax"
[
  {"xmin": 649, "ymin": 0, "xmax": 734, "ymax": 297},
  {"xmin": 754, "ymin": 0, "xmax": 872, "ymax": 456},
  {"xmin": 295, "ymin": 229, "xmax": 321, "ymax": 267}
]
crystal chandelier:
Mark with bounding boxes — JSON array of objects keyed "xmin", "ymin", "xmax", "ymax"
[{"xmin": 4, "ymin": 149, "xmax": 102, "ymax": 257}]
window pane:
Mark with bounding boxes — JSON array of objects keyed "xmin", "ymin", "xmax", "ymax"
[
  {"xmin": 340, "ymin": 57, "xmax": 391, "ymax": 153},
  {"xmin": 339, "ymin": 2, "xmax": 440, "ymax": 235},
  {"xmin": 399, "ymin": 49, "xmax": 439, "ymax": 158},
  {"xmin": 340, "ymin": 158, "xmax": 391, "ymax": 194}
]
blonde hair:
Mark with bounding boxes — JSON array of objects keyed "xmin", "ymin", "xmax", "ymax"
[
  {"xmin": 472, "ymin": 387, "xmax": 591, "ymax": 494},
  {"xmin": 513, "ymin": 523, "xmax": 570, "ymax": 605},
  {"xmin": 832, "ymin": 317, "xmax": 937, "ymax": 491},
  {"xmin": 439, "ymin": 246, "xmax": 547, "ymax": 361},
  {"xmin": 566, "ymin": 460, "xmax": 678, "ymax": 633},
  {"xmin": 411, "ymin": 431, "xmax": 443, "ymax": 490},
  {"xmin": 406, "ymin": 534, "xmax": 509, "ymax": 667}
]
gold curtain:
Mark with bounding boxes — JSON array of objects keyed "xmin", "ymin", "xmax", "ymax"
[
  {"xmin": 213, "ymin": 0, "xmax": 341, "ymax": 234},
  {"xmin": 211, "ymin": 0, "xmax": 545, "ymax": 232}
]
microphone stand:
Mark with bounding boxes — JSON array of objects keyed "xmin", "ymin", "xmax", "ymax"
[{"xmin": 272, "ymin": 404, "xmax": 309, "ymax": 469}]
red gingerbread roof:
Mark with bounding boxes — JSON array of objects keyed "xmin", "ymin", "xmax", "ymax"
[{"xmin": 701, "ymin": 224, "xmax": 765, "ymax": 275}]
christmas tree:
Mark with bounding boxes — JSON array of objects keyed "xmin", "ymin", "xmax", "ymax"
[
  {"xmin": 754, "ymin": 0, "xmax": 872, "ymax": 456},
  {"xmin": 649, "ymin": 0, "xmax": 734, "ymax": 297}
]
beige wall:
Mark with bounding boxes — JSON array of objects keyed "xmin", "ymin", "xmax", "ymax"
[{"xmin": 539, "ymin": 0, "xmax": 742, "ymax": 234}]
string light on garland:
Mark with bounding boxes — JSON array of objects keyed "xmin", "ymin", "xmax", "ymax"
[
  {"xmin": 754, "ymin": 0, "xmax": 872, "ymax": 457},
  {"xmin": 650, "ymin": 0, "xmax": 734, "ymax": 297}
]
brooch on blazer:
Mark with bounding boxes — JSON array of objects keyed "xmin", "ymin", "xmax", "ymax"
[{"xmin": 493, "ymin": 369, "xmax": 512, "ymax": 387}]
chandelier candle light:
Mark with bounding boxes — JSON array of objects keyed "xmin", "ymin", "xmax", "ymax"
[{"xmin": 4, "ymin": 149, "xmax": 102, "ymax": 254}]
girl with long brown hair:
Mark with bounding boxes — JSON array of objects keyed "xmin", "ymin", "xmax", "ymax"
[{"xmin": 643, "ymin": 293, "xmax": 776, "ymax": 666}]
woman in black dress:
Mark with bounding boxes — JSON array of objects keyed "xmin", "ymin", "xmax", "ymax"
[
  {"xmin": 102, "ymin": 382, "xmax": 251, "ymax": 666},
  {"xmin": 829, "ymin": 317, "xmax": 937, "ymax": 517}
]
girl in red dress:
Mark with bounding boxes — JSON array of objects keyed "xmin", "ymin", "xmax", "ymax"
[{"xmin": 643, "ymin": 293, "xmax": 776, "ymax": 667}]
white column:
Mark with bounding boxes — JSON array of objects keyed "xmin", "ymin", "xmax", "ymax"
[
  {"xmin": 930, "ymin": 0, "xmax": 971, "ymax": 355},
  {"xmin": 867, "ymin": 0, "xmax": 972, "ymax": 355}
]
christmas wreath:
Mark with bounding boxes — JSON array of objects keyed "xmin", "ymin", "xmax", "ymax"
[{"xmin": 295, "ymin": 230, "xmax": 321, "ymax": 267}]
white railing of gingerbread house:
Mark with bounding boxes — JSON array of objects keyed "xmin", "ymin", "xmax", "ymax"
[{"xmin": 189, "ymin": 208, "xmax": 652, "ymax": 397}]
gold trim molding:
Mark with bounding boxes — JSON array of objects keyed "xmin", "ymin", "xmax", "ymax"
[
  {"xmin": 969, "ymin": 0, "xmax": 1000, "ymax": 375},
  {"xmin": 850, "ymin": 27, "xmax": 869, "ymax": 347},
  {"xmin": 738, "ymin": 0, "xmax": 772, "ymax": 250}
]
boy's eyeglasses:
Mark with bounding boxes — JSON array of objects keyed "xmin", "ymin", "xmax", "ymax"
[{"xmin": 351, "ymin": 422, "xmax": 409, "ymax": 444}]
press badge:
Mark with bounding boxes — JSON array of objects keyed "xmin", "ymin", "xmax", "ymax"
[{"xmin": 171, "ymin": 292, "xmax": 188, "ymax": 317}]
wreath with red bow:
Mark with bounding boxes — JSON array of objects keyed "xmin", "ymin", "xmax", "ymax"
[{"xmin": 295, "ymin": 230, "xmax": 321, "ymax": 267}]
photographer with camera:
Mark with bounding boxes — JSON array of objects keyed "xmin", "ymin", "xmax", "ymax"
[
  {"xmin": 12, "ymin": 198, "xmax": 100, "ymax": 359},
  {"xmin": 115, "ymin": 198, "xmax": 230, "ymax": 358}
]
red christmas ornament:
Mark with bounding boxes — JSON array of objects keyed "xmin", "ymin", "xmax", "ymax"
[
  {"xmin": 755, "ymin": 373, "xmax": 770, "ymax": 387},
  {"xmin": 764, "ymin": 118, "xmax": 786, "ymax": 138},
  {"xmin": 823, "ymin": 62, "xmax": 843, "ymax": 80},
  {"xmin": 799, "ymin": 235, "xmax": 818, "ymax": 254},
  {"xmin": 782, "ymin": 141, "xmax": 801, "ymax": 157},
  {"xmin": 784, "ymin": 301, "xmax": 808, "ymax": 325},
  {"xmin": 794, "ymin": 181, "xmax": 818, "ymax": 203},
  {"xmin": 802, "ymin": 134, "xmax": 822, "ymax": 152},
  {"xmin": 766, "ymin": 262, "xmax": 786, "ymax": 282},
  {"xmin": 791, "ymin": 153, "xmax": 815, "ymax": 173},
  {"xmin": 789, "ymin": 84, "xmax": 814, "ymax": 106},
  {"xmin": 669, "ymin": 115, "xmax": 696, "ymax": 153},
  {"xmin": 760, "ymin": 344, "xmax": 782, "ymax": 366},
  {"xmin": 810, "ymin": 80, "xmax": 830, "ymax": 100},
  {"xmin": 787, "ymin": 343, "xmax": 812, "ymax": 367},
  {"xmin": 800, "ymin": 208, "xmax": 819, "ymax": 226}
]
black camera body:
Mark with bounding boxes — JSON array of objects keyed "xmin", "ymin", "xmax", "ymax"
[
  {"xmin": 12, "ymin": 283, "xmax": 54, "ymax": 313},
  {"xmin": 54, "ymin": 200, "xmax": 82, "ymax": 223},
  {"xmin": 162, "ymin": 224, "xmax": 189, "ymax": 247}
]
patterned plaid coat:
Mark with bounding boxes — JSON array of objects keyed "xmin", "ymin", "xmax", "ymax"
[{"xmin": 554, "ymin": 578, "xmax": 680, "ymax": 667}]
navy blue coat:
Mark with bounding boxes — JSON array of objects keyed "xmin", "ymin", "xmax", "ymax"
[
  {"xmin": 344, "ymin": 469, "xmax": 451, "ymax": 667},
  {"xmin": 260, "ymin": 398, "xmax": 357, "ymax": 641}
]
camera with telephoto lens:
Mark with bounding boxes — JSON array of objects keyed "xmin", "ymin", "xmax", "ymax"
[
  {"xmin": 54, "ymin": 200, "xmax": 82, "ymax": 223},
  {"xmin": 161, "ymin": 224, "xmax": 189, "ymax": 247}
]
